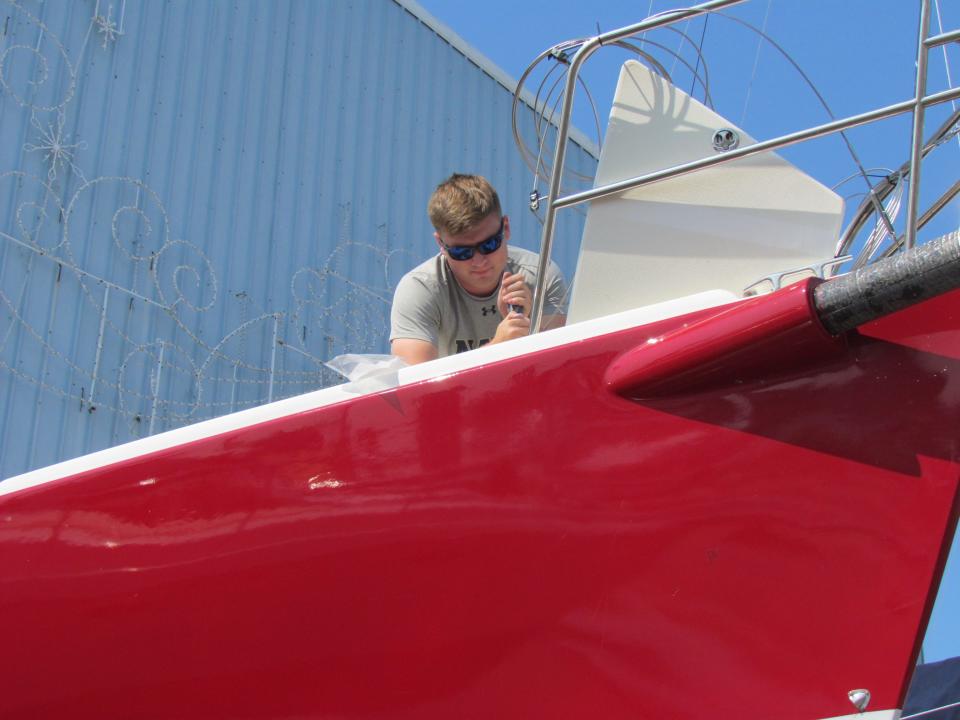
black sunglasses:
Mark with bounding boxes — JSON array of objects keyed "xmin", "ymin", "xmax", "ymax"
[{"xmin": 441, "ymin": 218, "xmax": 504, "ymax": 261}]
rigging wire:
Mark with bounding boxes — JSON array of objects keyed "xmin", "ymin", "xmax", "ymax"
[
  {"xmin": 667, "ymin": 17, "xmax": 691, "ymax": 79},
  {"xmin": 932, "ymin": 0, "xmax": 959, "ymax": 153},
  {"xmin": 658, "ymin": 26, "xmax": 714, "ymax": 105},
  {"xmin": 831, "ymin": 170, "xmax": 897, "ymax": 191},
  {"xmin": 513, "ymin": 2, "xmax": 952, "ymax": 246},
  {"xmin": 512, "ymin": 21, "xmax": 712, "ymax": 210},
  {"xmin": 533, "ymin": 63, "xmax": 604, "ymax": 163},
  {"xmin": 530, "ymin": 61, "xmax": 568, "ymax": 173},
  {"xmin": 689, "ymin": 13, "xmax": 710, "ymax": 97},
  {"xmin": 856, "ymin": 181, "xmax": 905, "ymax": 267},
  {"xmin": 524, "ymin": 64, "xmax": 594, "ymax": 222},
  {"xmin": 831, "ymin": 168, "xmax": 904, "ymax": 268},
  {"xmin": 740, "ymin": 0, "xmax": 772, "ymax": 128},
  {"xmin": 716, "ymin": 10, "xmax": 897, "ymax": 248},
  {"xmin": 644, "ymin": 8, "xmax": 718, "ymax": 104},
  {"xmin": 618, "ymin": 36, "xmax": 709, "ymax": 103},
  {"xmin": 516, "ymin": 5, "xmax": 878, "ymax": 208},
  {"xmin": 513, "ymin": 28, "xmax": 713, "ymax": 210},
  {"xmin": 837, "ymin": 106, "xmax": 960, "ymax": 258},
  {"xmin": 927, "ymin": 0, "xmax": 960, "ymax": 250},
  {"xmin": 510, "ymin": 40, "xmax": 589, "ymax": 183}
]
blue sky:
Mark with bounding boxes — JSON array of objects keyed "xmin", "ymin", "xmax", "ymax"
[{"xmin": 417, "ymin": 0, "xmax": 960, "ymax": 663}]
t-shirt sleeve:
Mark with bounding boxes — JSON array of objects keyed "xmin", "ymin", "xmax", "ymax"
[
  {"xmin": 390, "ymin": 273, "xmax": 441, "ymax": 346},
  {"xmin": 542, "ymin": 260, "xmax": 569, "ymax": 316}
]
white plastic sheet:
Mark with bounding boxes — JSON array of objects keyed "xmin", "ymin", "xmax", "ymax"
[{"xmin": 324, "ymin": 353, "xmax": 408, "ymax": 393}]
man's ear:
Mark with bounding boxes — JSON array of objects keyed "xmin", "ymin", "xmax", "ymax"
[
  {"xmin": 434, "ymin": 231, "xmax": 445, "ymax": 253},
  {"xmin": 502, "ymin": 215, "xmax": 511, "ymax": 241}
]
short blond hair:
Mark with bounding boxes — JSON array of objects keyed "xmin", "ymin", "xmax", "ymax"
[{"xmin": 427, "ymin": 174, "xmax": 501, "ymax": 237}]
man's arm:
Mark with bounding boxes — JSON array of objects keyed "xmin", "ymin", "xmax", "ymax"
[
  {"xmin": 390, "ymin": 271, "xmax": 441, "ymax": 365},
  {"xmin": 391, "ymin": 338, "xmax": 438, "ymax": 365}
]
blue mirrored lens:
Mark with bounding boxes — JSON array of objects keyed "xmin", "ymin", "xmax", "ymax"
[
  {"xmin": 445, "ymin": 232, "xmax": 502, "ymax": 261},
  {"xmin": 443, "ymin": 219, "xmax": 504, "ymax": 261},
  {"xmin": 447, "ymin": 245, "xmax": 474, "ymax": 261},
  {"xmin": 477, "ymin": 235, "xmax": 502, "ymax": 254}
]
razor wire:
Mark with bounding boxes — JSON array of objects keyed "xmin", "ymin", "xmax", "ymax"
[{"xmin": 0, "ymin": 1, "xmax": 409, "ymax": 456}]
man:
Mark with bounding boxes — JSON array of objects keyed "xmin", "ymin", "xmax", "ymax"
[{"xmin": 390, "ymin": 174, "xmax": 567, "ymax": 365}]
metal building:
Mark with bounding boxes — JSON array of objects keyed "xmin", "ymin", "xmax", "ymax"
[{"xmin": 0, "ymin": 0, "xmax": 598, "ymax": 479}]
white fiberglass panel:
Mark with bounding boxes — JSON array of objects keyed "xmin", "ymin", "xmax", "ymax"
[{"xmin": 568, "ymin": 60, "xmax": 844, "ymax": 323}]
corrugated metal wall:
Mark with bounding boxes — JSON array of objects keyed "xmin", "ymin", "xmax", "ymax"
[{"xmin": 0, "ymin": 0, "xmax": 598, "ymax": 479}]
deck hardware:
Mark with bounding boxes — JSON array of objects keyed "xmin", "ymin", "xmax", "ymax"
[
  {"xmin": 712, "ymin": 128, "xmax": 739, "ymax": 152},
  {"xmin": 742, "ymin": 255, "xmax": 852, "ymax": 296},
  {"xmin": 848, "ymin": 689, "xmax": 871, "ymax": 713},
  {"xmin": 529, "ymin": 190, "xmax": 541, "ymax": 211}
]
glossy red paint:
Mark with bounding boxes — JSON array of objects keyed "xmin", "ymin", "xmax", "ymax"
[
  {"xmin": 1, "ymin": 288, "xmax": 959, "ymax": 719},
  {"xmin": 605, "ymin": 278, "xmax": 842, "ymax": 398}
]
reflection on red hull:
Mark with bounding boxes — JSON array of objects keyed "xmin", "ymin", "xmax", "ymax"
[{"xmin": 2, "ymin": 287, "xmax": 959, "ymax": 719}]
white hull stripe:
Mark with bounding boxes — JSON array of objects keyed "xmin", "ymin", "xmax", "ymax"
[
  {"xmin": 0, "ymin": 290, "xmax": 737, "ymax": 497},
  {"xmin": 819, "ymin": 710, "xmax": 900, "ymax": 720}
]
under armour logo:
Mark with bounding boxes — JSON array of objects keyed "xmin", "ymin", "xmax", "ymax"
[{"xmin": 480, "ymin": 304, "xmax": 497, "ymax": 316}]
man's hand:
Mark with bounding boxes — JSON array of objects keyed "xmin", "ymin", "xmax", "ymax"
[
  {"xmin": 497, "ymin": 271, "xmax": 532, "ymax": 318},
  {"xmin": 490, "ymin": 312, "xmax": 530, "ymax": 345}
]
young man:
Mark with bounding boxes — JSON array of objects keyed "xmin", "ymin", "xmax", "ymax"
[{"xmin": 390, "ymin": 174, "xmax": 567, "ymax": 365}]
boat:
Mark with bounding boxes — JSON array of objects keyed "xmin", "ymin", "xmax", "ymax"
[{"xmin": 1, "ymin": 1, "xmax": 959, "ymax": 717}]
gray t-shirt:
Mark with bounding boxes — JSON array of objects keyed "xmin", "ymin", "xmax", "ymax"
[{"xmin": 390, "ymin": 246, "xmax": 568, "ymax": 357}]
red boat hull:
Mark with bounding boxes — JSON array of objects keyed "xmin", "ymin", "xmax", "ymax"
[{"xmin": 2, "ymin": 285, "xmax": 959, "ymax": 719}]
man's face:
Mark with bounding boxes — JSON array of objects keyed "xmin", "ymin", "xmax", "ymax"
[{"xmin": 436, "ymin": 212, "xmax": 510, "ymax": 296}]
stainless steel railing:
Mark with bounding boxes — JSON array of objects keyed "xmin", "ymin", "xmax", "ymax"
[{"xmin": 529, "ymin": 0, "xmax": 960, "ymax": 333}]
